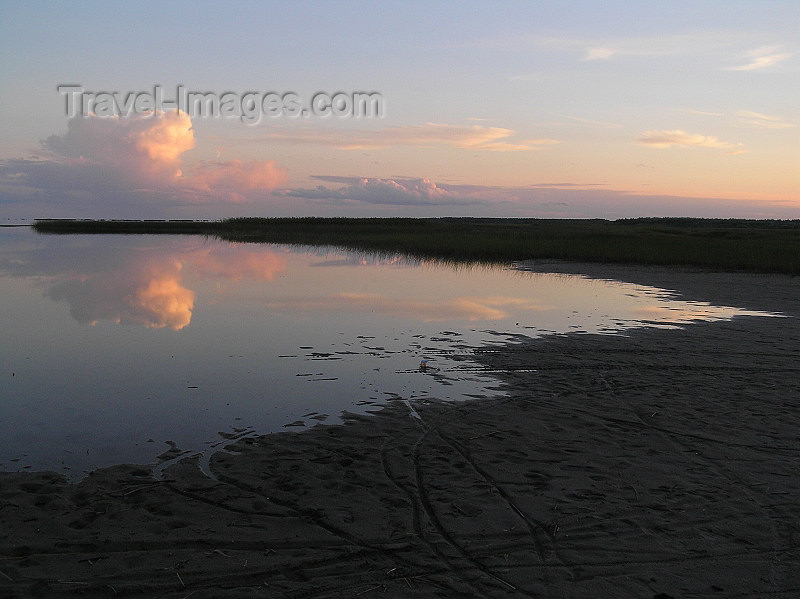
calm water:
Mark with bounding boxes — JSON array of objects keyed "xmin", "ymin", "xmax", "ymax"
[{"xmin": 0, "ymin": 227, "xmax": 777, "ymax": 478}]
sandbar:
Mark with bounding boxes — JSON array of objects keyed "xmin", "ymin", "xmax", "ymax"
[{"xmin": 2, "ymin": 263, "xmax": 799, "ymax": 598}]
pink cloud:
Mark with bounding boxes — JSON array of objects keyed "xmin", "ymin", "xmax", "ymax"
[
  {"xmin": 188, "ymin": 246, "xmax": 287, "ymax": 281},
  {"xmin": 46, "ymin": 258, "xmax": 195, "ymax": 330},
  {"xmin": 5, "ymin": 110, "xmax": 288, "ymax": 213},
  {"xmin": 188, "ymin": 159, "xmax": 287, "ymax": 201},
  {"xmin": 36, "ymin": 242, "xmax": 290, "ymax": 330},
  {"xmin": 43, "ymin": 110, "xmax": 195, "ymax": 185}
]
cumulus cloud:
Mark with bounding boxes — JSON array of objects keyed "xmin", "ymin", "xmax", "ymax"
[
  {"xmin": 636, "ymin": 130, "xmax": 743, "ymax": 150},
  {"xmin": 728, "ymin": 46, "xmax": 794, "ymax": 71},
  {"xmin": 42, "ymin": 110, "xmax": 195, "ymax": 184},
  {"xmin": 0, "ymin": 110, "xmax": 287, "ymax": 215}
]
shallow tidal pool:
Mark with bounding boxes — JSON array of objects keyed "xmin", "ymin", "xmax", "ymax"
[{"xmin": 0, "ymin": 227, "xmax": 777, "ymax": 478}]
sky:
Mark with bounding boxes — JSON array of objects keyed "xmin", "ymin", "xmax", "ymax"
[{"xmin": 0, "ymin": 0, "xmax": 798, "ymax": 220}]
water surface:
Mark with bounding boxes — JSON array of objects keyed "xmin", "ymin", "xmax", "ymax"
[{"xmin": 0, "ymin": 227, "xmax": 777, "ymax": 478}]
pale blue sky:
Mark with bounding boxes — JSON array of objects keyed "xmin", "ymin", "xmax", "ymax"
[{"xmin": 1, "ymin": 1, "xmax": 798, "ymax": 219}]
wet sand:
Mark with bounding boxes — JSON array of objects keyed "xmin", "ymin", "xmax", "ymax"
[{"xmin": 2, "ymin": 264, "xmax": 799, "ymax": 598}]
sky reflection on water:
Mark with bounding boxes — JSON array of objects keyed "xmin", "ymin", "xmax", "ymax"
[{"xmin": 0, "ymin": 227, "xmax": 778, "ymax": 478}]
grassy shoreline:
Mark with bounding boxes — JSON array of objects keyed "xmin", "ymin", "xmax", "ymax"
[{"xmin": 32, "ymin": 217, "xmax": 800, "ymax": 274}]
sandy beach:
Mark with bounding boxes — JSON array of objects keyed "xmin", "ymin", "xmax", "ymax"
[{"xmin": 2, "ymin": 263, "xmax": 799, "ymax": 598}]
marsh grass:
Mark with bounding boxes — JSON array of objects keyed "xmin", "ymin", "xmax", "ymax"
[{"xmin": 32, "ymin": 217, "xmax": 800, "ymax": 274}]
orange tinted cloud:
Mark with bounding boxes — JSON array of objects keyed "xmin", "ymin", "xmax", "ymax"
[
  {"xmin": 38, "ymin": 110, "xmax": 287, "ymax": 208},
  {"xmin": 133, "ymin": 275, "xmax": 195, "ymax": 329},
  {"xmin": 133, "ymin": 113, "xmax": 196, "ymax": 177},
  {"xmin": 42, "ymin": 244, "xmax": 295, "ymax": 329},
  {"xmin": 46, "ymin": 264, "xmax": 194, "ymax": 330},
  {"xmin": 43, "ymin": 110, "xmax": 195, "ymax": 184},
  {"xmin": 636, "ymin": 130, "xmax": 742, "ymax": 150}
]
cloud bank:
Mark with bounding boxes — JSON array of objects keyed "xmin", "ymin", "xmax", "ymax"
[
  {"xmin": 280, "ymin": 175, "xmax": 797, "ymax": 219},
  {"xmin": 282, "ymin": 176, "xmax": 477, "ymax": 207}
]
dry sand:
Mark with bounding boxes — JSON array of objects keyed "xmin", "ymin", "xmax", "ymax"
[{"xmin": 1, "ymin": 263, "xmax": 799, "ymax": 598}]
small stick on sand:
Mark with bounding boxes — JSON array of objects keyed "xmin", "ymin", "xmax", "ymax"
[
  {"xmin": 626, "ymin": 484, "xmax": 639, "ymax": 501},
  {"xmin": 356, "ymin": 584, "xmax": 385, "ymax": 595},
  {"xmin": 487, "ymin": 571, "xmax": 517, "ymax": 590}
]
